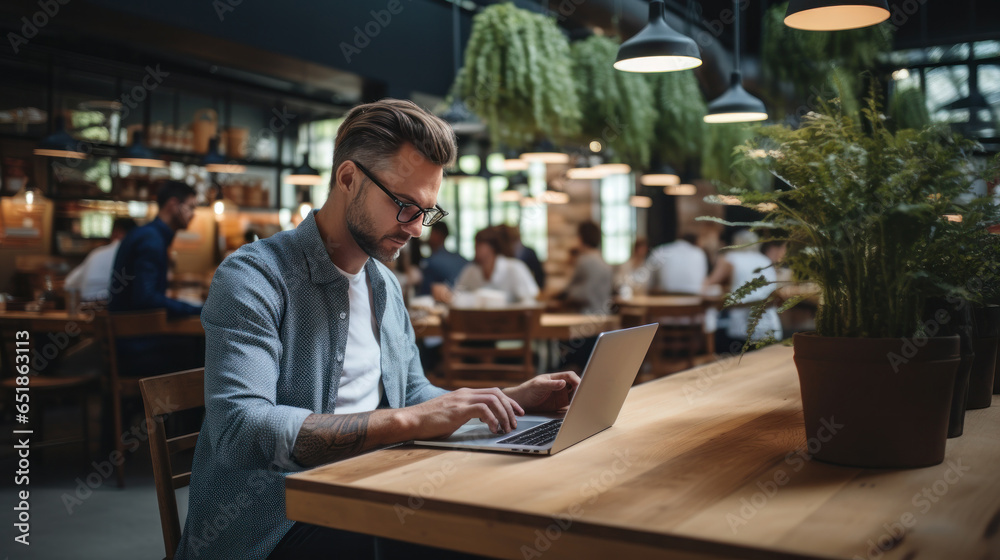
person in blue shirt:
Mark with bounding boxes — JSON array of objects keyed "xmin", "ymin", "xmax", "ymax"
[
  {"xmin": 109, "ymin": 180, "xmax": 203, "ymax": 377},
  {"xmin": 177, "ymin": 99, "xmax": 580, "ymax": 560},
  {"xmin": 418, "ymin": 221, "xmax": 468, "ymax": 296}
]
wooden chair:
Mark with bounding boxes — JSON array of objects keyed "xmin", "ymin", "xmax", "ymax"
[
  {"xmin": 0, "ymin": 313, "xmax": 101, "ymax": 462},
  {"xmin": 440, "ymin": 307, "xmax": 540, "ymax": 389},
  {"xmin": 93, "ymin": 308, "xmax": 169, "ymax": 488},
  {"xmin": 139, "ymin": 367, "xmax": 204, "ymax": 560},
  {"xmin": 620, "ymin": 302, "xmax": 707, "ymax": 380}
]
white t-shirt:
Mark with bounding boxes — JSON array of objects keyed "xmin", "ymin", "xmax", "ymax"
[
  {"xmin": 647, "ymin": 240, "xmax": 708, "ymax": 295},
  {"xmin": 454, "ymin": 255, "xmax": 539, "ymax": 304},
  {"xmin": 725, "ymin": 251, "xmax": 782, "ymax": 342},
  {"xmin": 64, "ymin": 240, "xmax": 121, "ymax": 301},
  {"xmin": 333, "ymin": 264, "xmax": 384, "ymax": 414}
]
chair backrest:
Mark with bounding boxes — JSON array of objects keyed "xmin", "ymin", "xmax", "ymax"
[
  {"xmin": 139, "ymin": 367, "xmax": 205, "ymax": 560},
  {"xmin": 441, "ymin": 307, "xmax": 539, "ymax": 388},
  {"xmin": 93, "ymin": 308, "xmax": 168, "ymax": 382}
]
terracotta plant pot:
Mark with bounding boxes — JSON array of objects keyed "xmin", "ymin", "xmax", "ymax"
[
  {"xmin": 793, "ymin": 332, "xmax": 960, "ymax": 469},
  {"xmin": 968, "ymin": 306, "xmax": 999, "ymax": 409}
]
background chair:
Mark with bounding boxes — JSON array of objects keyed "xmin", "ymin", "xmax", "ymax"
[
  {"xmin": 0, "ymin": 312, "xmax": 101, "ymax": 464},
  {"xmin": 620, "ymin": 301, "xmax": 707, "ymax": 381},
  {"xmin": 440, "ymin": 307, "xmax": 539, "ymax": 389},
  {"xmin": 94, "ymin": 308, "xmax": 168, "ymax": 488},
  {"xmin": 139, "ymin": 367, "xmax": 204, "ymax": 560}
]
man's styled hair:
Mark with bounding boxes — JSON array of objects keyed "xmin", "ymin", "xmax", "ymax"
[
  {"xmin": 156, "ymin": 180, "xmax": 197, "ymax": 207},
  {"xmin": 333, "ymin": 99, "xmax": 458, "ymax": 178}
]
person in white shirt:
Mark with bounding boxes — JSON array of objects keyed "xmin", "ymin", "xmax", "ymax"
[
  {"xmin": 704, "ymin": 230, "xmax": 787, "ymax": 344},
  {"xmin": 64, "ymin": 218, "xmax": 137, "ymax": 301},
  {"xmin": 647, "ymin": 233, "xmax": 708, "ymax": 295},
  {"xmin": 435, "ymin": 226, "xmax": 539, "ymax": 305}
]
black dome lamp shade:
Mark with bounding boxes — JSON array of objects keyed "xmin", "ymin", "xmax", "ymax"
[
  {"xmin": 784, "ymin": 0, "xmax": 889, "ymax": 31},
  {"xmin": 286, "ymin": 156, "xmax": 323, "ymax": 185},
  {"xmin": 614, "ymin": 0, "xmax": 702, "ymax": 73},
  {"xmin": 704, "ymin": 0, "xmax": 767, "ymax": 124},
  {"xmin": 704, "ymin": 72, "xmax": 768, "ymax": 123},
  {"xmin": 286, "ymin": 123, "xmax": 323, "ymax": 185},
  {"xmin": 119, "ymin": 130, "xmax": 167, "ymax": 168},
  {"xmin": 34, "ymin": 115, "xmax": 88, "ymax": 159}
]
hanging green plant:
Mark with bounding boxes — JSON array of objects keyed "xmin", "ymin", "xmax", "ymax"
[
  {"xmin": 701, "ymin": 123, "xmax": 769, "ymax": 192},
  {"xmin": 568, "ymin": 35, "xmax": 657, "ymax": 168},
  {"xmin": 888, "ymin": 86, "xmax": 931, "ymax": 131},
  {"xmin": 761, "ymin": 1, "xmax": 893, "ymax": 115},
  {"xmin": 454, "ymin": 3, "xmax": 581, "ymax": 150},
  {"xmin": 645, "ymin": 69, "xmax": 706, "ymax": 169}
]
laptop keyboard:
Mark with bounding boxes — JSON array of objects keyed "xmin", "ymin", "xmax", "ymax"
[{"xmin": 498, "ymin": 420, "xmax": 563, "ymax": 447}]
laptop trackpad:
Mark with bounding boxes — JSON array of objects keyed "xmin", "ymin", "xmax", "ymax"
[{"xmin": 445, "ymin": 418, "xmax": 549, "ymax": 442}]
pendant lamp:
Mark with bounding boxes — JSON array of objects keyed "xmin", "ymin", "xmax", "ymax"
[
  {"xmin": 640, "ymin": 160, "xmax": 681, "ymax": 186},
  {"xmin": 119, "ymin": 130, "xmax": 167, "ymax": 168},
  {"xmin": 34, "ymin": 115, "xmax": 88, "ymax": 159},
  {"xmin": 704, "ymin": 0, "xmax": 767, "ymax": 124},
  {"xmin": 202, "ymin": 137, "xmax": 246, "ymax": 174},
  {"xmin": 286, "ymin": 123, "xmax": 323, "ymax": 185},
  {"xmin": 784, "ymin": 0, "xmax": 889, "ymax": 31},
  {"xmin": 614, "ymin": 0, "xmax": 702, "ymax": 73},
  {"xmin": 521, "ymin": 140, "xmax": 570, "ymax": 165}
]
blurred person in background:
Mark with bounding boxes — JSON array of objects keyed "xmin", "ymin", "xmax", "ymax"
[
  {"xmin": 556, "ymin": 221, "xmax": 612, "ymax": 372},
  {"xmin": 614, "ymin": 237, "xmax": 649, "ymax": 298},
  {"xmin": 65, "ymin": 217, "xmax": 138, "ymax": 301},
  {"xmin": 435, "ymin": 226, "xmax": 538, "ymax": 305},
  {"xmin": 501, "ymin": 224, "xmax": 546, "ymax": 291},
  {"xmin": 704, "ymin": 230, "xmax": 786, "ymax": 348},
  {"xmin": 558, "ymin": 221, "xmax": 612, "ymax": 314},
  {"xmin": 418, "ymin": 221, "xmax": 467, "ymax": 296},
  {"xmin": 108, "ymin": 181, "xmax": 204, "ymax": 378},
  {"xmin": 647, "ymin": 232, "xmax": 708, "ymax": 295}
]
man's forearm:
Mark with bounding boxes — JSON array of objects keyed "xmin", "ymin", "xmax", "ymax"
[{"xmin": 291, "ymin": 409, "xmax": 410, "ymax": 468}]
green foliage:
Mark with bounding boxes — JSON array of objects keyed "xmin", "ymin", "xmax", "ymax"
[
  {"xmin": 761, "ymin": 2, "xmax": 893, "ymax": 116},
  {"xmin": 645, "ymin": 69, "xmax": 706, "ymax": 169},
  {"xmin": 702, "ymin": 123, "xmax": 771, "ymax": 192},
  {"xmin": 708, "ymin": 94, "xmax": 999, "ymax": 339},
  {"xmin": 888, "ymin": 86, "xmax": 931, "ymax": 132},
  {"xmin": 569, "ymin": 35, "xmax": 657, "ymax": 168},
  {"xmin": 455, "ymin": 3, "xmax": 581, "ymax": 150}
]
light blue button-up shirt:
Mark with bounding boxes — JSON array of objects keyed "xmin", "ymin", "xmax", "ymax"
[{"xmin": 176, "ymin": 211, "xmax": 446, "ymax": 560}]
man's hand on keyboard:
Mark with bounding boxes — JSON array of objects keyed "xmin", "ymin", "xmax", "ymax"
[{"xmin": 503, "ymin": 371, "xmax": 581, "ymax": 413}]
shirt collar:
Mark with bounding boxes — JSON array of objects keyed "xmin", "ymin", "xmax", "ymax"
[
  {"xmin": 294, "ymin": 211, "xmax": 387, "ymax": 298},
  {"xmin": 295, "ymin": 211, "xmax": 346, "ymax": 286}
]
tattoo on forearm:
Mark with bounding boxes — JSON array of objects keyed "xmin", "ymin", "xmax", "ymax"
[{"xmin": 292, "ymin": 412, "xmax": 373, "ymax": 467}]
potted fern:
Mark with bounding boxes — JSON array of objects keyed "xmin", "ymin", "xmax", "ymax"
[
  {"xmin": 707, "ymin": 95, "xmax": 998, "ymax": 468},
  {"xmin": 454, "ymin": 2, "xmax": 581, "ymax": 150}
]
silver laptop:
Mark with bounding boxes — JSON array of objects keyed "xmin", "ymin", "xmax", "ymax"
[{"xmin": 413, "ymin": 323, "xmax": 657, "ymax": 455}]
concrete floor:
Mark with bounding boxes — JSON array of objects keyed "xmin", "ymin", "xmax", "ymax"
[{"xmin": 1, "ymin": 400, "xmax": 189, "ymax": 560}]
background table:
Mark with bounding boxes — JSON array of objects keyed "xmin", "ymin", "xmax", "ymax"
[
  {"xmin": 411, "ymin": 312, "xmax": 620, "ymax": 340},
  {"xmin": 286, "ymin": 345, "xmax": 1000, "ymax": 560}
]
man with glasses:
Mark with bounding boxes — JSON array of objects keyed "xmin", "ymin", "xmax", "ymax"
[{"xmin": 178, "ymin": 99, "xmax": 580, "ymax": 560}]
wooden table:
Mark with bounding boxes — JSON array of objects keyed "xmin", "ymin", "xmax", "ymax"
[
  {"xmin": 286, "ymin": 345, "xmax": 1000, "ymax": 560},
  {"xmin": 411, "ymin": 312, "xmax": 620, "ymax": 340},
  {"xmin": 0, "ymin": 309, "xmax": 204, "ymax": 336}
]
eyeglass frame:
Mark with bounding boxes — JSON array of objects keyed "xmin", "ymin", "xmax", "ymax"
[{"xmin": 351, "ymin": 160, "xmax": 449, "ymax": 227}]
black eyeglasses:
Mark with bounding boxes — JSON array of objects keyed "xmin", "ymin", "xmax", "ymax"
[{"xmin": 351, "ymin": 160, "xmax": 448, "ymax": 227}]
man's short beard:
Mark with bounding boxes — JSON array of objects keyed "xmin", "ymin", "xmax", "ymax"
[{"xmin": 346, "ymin": 191, "xmax": 402, "ymax": 262}]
